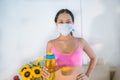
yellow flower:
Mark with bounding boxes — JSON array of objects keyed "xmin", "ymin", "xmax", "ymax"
[
  {"xmin": 32, "ymin": 56, "xmax": 44, "ymax": 66},
  {"xmin": 19, "ymin": 64, "xmax": 30, "ymax": 75},
  {"xmin": 21, "ymin": 68, "xmax": 32, "ymax": 80},
  {"xmin": 32, "ymin": 61, "xmax": 38, "ymax": 66},
  {"xmin": 36, "ymin": 56, "xmax": 41, "ymax": 63},
  {"xmin": 32, "ymin": 66, "xmax": 42, "ymax": 78}
]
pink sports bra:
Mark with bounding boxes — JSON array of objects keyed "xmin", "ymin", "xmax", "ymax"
[{"xmin": 51, "ymin": 44, "xmax": 83, "ymax": 67}]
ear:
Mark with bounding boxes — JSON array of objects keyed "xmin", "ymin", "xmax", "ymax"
[
  {"xmin": 56, "ymin": 23, "xmax": 58, "ymax": 26},
  {"xmin": 72, "ymin": 22, "xmax": 74, "ymax": 24}
]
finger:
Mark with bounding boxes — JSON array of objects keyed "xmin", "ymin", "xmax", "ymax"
[
  {"xmin": 42, "ymin": 72, "xmax": 50, "ymax": 79},
  {"xmin": 77, "ymin": 73, "xmax": 83, "ymax": 77},
  {"xmin": 77, "ymin": 73, "xmax": 85, "ymax": 78},
  {"xmin": 42, "ymin": 69, "xmax": 50, "ymax": 76},
  {"xmin": 43, "ymin": 66, "xmax": 48, "ymax": 70},
  {"xmin": 81, "ymin": 75, "xmax": 89, "ymax": 80},
  {"xmin": 77, "ymin": 78, "xmax": 83, "ymax": 80},
  {"xmin": 42, "ymin": 67, "xmax": 50, "ymax": 78},
  {"xmin": 43, "ymin": 67, "xmax": 50, "ymax": 74},
  {"xmin": 42, "ymin": 70, "xmax": 50, "ymax": 75},
  {"xmin": 80, "ymin": 74, "xmax": 86, "ymax": 78},
  {"xmin": 81, "ymin": 77, "xmax": 86, "ymax": 80}
]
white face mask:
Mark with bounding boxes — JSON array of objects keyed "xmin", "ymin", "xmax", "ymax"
[{"xmin": 57, "ymin": 24, "xmax": 73, "ymax": 36}]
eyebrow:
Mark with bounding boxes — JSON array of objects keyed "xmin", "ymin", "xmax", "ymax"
[
  {"xmin": 67, "ymin": 19, "xmax": 71, "ymax": 20},
  {"xmin": 58, "ymin": 19, "xmax": 72, "ymax": 21}
]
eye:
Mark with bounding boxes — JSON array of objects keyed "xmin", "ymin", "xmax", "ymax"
[
  {"xmin": 58, "ymin": 22, "xmax": 63, "ymax": 24},
  {"xmin": 66, "ymin": 21, "xmax": 71, "ymax": 24}
]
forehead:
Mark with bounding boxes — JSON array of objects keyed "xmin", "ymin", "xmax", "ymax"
[{"xmin": 57, "ymin": 13, "xmax": 72, "ymax": 20}]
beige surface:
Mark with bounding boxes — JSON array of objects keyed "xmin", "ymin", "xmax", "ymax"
[
  {"xmin": 113, "ymin": 67, "xmax": 120, "ymax": 80},
  {"xmin": 83, "ymin": 65, "xmax": 110, "ymax": 80}
]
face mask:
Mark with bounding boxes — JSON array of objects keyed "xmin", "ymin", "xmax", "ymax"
[{"xmin": 57, "ymin": 24, "xmax": 73, "ymax": 36}]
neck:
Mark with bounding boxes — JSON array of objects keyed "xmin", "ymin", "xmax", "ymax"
[{"xmin": 58, "ymin": 34, "xmax": 73, "ymax": 41}]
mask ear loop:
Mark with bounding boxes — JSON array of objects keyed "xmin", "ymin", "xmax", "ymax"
[
  {"xmin": 72, "ymin": 29, "xmax": 75, "ymax": 32},
  {"xmin": 70, "ymin": 29, "xmax": 75, "ymax": 36}
]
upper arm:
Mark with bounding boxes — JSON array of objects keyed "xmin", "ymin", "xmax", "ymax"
[
  {"xmin": 46, "ymin": 40, "xmax": 53, "ymax": 53},
  {"xmin": 79, "ymin": 38, "xmax": 96, "ymax": 60}
]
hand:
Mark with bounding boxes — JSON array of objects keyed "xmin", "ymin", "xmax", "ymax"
[
  {"xmin": 76, "ymin": 73, "xmax": 89, "ymax": 80},
  {"xmin": 42, "ymin": 67, "xmax": 50, "ymax": 79}
]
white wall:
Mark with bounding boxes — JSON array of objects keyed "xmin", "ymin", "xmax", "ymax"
[
  {"xmin": 0, "ymin": 0, "xmax": 81, "ymax": 80},
  {"xmin": 82, "ymin": 0, "xmax": 120, "ymax": 66}
]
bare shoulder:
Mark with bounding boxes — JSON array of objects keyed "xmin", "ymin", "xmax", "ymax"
[
  {"xmin": 46, "ymin": 39, "xmax": 56, "ymax": 52},
  {"xmin": 47, "ymin": 39, "xmax": 55, "ymax": 46},
  {"xmin": 47, "ymin": 39, "xmax": 57, "ymax": 47},
  {"xmin": 77, "ymin": 37, "xmax": 85, "ymax": 42},
  {"xmin": 75, "ymin": 37, "xmax": 88, "ymax": 48},
  {"xmin": 77, "ymin": 37, "xmax": 87, "ymax": 44}
]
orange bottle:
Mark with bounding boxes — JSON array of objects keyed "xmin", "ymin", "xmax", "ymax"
[{"xmin": 45, "ymin": 52, "xmax": 56, "ymax": 80}]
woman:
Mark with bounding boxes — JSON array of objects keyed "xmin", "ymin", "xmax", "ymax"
[{"xmin": 42, "ymin": 9, "xmax": 97, "ymax": 80}]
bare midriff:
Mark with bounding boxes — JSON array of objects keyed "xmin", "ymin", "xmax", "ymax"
[{"xmin": 55, "ymin": 66, "xmax": 83, "ymax": 80}]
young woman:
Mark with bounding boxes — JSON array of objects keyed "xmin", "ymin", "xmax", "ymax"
[{"xmin": 42, "ymin": 9, "xmax": 97, "ymax": 80}]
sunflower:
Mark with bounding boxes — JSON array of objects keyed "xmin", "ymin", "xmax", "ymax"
[
  {"xmin": 32, "ymin": 66, "xmax": 42, "ymax": 78},
  {"xmin": 21, "ymin": 68, "xmax": 32, "ymax": 80},
  {"xmin": 19, "ymin": 64, "xmax": 30, "ymax": 75},
  {"xmin": 36, "ymin": 56, "xmax": 41, "ymax": 63}
]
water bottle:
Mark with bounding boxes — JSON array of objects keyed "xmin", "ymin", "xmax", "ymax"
[{"xmin": 45, "ymin": 52, "xmax": 56, "ymax": 80}]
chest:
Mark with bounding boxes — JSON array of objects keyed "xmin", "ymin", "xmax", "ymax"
[{"xmin": 54, "ymin": 40, "xmax": 78, "ymax": 53}]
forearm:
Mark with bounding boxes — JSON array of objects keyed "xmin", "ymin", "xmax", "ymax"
[{"xmin": 85, "ymin": 57, "xmax": 97, "ymax": 77}]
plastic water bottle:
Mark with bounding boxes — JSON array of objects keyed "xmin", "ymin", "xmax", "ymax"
[{"xmin": 45, "ymin": 52, "xmax": 56, "ymax": 80}]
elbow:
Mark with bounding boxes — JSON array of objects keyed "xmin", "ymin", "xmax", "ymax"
[
  {"xmin": 94, "ymin": 56, "xmax": 97, "ymax": 64},
  {"xmin": 90, "ymin": 55, "xmax": 97, "ymax": 64},
  {"xmin": 94, "ymin": 56, "xmax": 97, "ymax": 61}
]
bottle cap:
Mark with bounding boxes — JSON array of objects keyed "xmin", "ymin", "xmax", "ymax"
[
  {"xmin": 47, "ymin": 52, "xmax": 53, "ymax": 55},
  {"xmin": 46, "ymin": 52, "xmax": 55, "ymax": 59}
]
